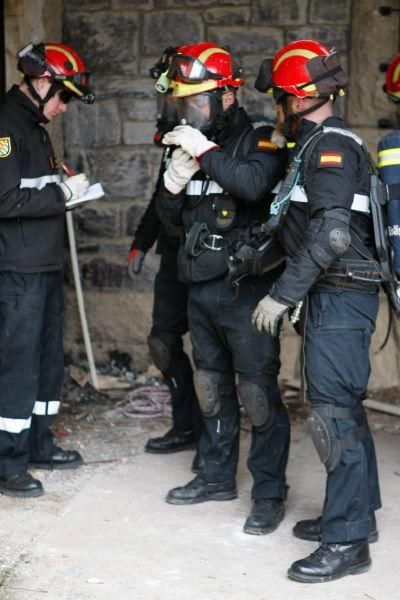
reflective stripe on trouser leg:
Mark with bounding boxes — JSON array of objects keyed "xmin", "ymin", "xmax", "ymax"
[
  {"xmin": 30, "ymin": 272, "xmax": 64, "ymax": 462},
  {"xmin": 0, "ymin": 272, "xmax": 46, "ymax": 475}
]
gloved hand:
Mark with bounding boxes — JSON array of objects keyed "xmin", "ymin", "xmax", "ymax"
[
  {"xmin": 163, "ymin": 125, "xmax": 218, "ymax": 159},
  {"xmin": 59, "ymin": 173, "xmax": 89, "ymax": 202},
  {"xmin": 163, "ymin": 147, "xmax": 200, "ymax": 195},
  {"xmin": 252, "ymin": 295, "xmax": 289, "ymax": 336},
  {"xmin": 128, "ymin": 248, "xmax": 145, "ymax": 278}
]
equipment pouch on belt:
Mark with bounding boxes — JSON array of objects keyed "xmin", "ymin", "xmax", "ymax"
[
  {"xmin": 184, "ymin": 222, "xmax": 210, "ymax": 257},
  {"xmin": 179, "ymin": 222, "xmax": 229, "ymax": 283},
  {"xmin": 225, "ymin": 231, "xmax": 285, "ymax": 286}
]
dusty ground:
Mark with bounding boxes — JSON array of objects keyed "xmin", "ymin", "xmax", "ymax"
[{"xmin": 0, "ymin": 376, "xmax": 399, "ymax": 600}]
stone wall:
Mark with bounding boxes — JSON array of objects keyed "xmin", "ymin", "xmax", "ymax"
[
  {"xmin": 4, "ymin": 1, "xmax": 400, "ymax": 386},
  {"xmin": 61, "ymin": 0, "xmax": 353, "ymax": 375}
]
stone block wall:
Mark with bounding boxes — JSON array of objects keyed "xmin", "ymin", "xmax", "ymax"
[{"xmin": 61, "ymin": 0, "xmax": 353, "ymax": 373}]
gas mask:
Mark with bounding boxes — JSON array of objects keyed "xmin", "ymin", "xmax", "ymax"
[
  {"xmin": 154, "ymin": 92, "xmax": 179, "ymax": 147},
  {"xmin": 175, "ymin": 90, "xmax": 238, "ymax": 140}
]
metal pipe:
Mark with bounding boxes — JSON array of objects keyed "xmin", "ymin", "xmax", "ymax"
[
  {"xmin": 364, "ymin": 399, "xmax": 400, "ymax": 417},
  {"xmin": 66, "ymin": 210, "xmax": 100, "ymax": 391}
]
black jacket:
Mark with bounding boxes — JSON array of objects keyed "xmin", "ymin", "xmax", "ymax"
[
  {"xmin": 0, "ymin": 86, "xmax": 66, "ymax": 272},
  {"xmin": 271, "ymin": 116, "xmax": 376, "ymax": 305},
  {"xmin": 158, "ymin": 108, "xmax": 287, "ymax": 283},
  {"xmin": 131, "ymin": 150, "xmax": 181, "ymax": 255}
]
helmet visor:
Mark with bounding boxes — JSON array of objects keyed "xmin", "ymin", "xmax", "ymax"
[
  {"xmin": 157, "ymin": 92, "xmax": 178, "ymax": 126},
  {"xmin": 175, "ymin": 94, "xmax": 213, "ymax": 130},
  {"xmin": 168, "ymin": 55, "xmax": 222, "ymax": 83},
  {"xmin": 63, "ymin": 72, "xmax": 95, "ymax": 104}
]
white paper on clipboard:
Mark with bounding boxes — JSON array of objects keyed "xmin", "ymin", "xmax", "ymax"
[{"xmin": 65, "ymin": 183, "xmax": 105, "ymax": 210}]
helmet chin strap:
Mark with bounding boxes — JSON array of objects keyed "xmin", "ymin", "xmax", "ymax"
[
  {"xmin": 25, "ymin": 76, "xmax": 59, "ymax": 112},
  {"xmin": 282, "ymin": 96, "xmax": 330, "ymax": 140}
]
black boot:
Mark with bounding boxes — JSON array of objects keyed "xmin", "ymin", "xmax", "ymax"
[
  {"xmin": 145, "ymin": 428, "xmax": 195, "ymax": 454},
  {"xmin": 288, "ymin": 541, "xmax": 371, "ymax": 583},
  {"xmin": 166, "ymin": 475, "xmax": 237, "ymax": 505},
  {"xmin": 30, "ymin": 446, "xmax": 83, "ymax": 470},
  {"xmin": 243, "ymin": 499, "xmax": 285, "ymax": 535},
  {"xmin": 0, "ymin": 472, "xmax": 44, "ymax": 498},
  {"xmin": 293, "ymin": 513, "xmax": 378, "ymax": 543}
]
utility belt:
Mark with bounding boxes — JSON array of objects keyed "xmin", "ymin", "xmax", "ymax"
[{"xmin": 317, "ymin": 259, "xmax": 382, "ymax": 292}]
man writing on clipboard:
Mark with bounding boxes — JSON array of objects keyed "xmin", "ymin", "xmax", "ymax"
[{"xmin": 0, "ymin": 42, "xmax": 94, "ymax": 497}]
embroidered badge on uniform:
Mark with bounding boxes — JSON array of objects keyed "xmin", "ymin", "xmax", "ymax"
[
  {"xmin": 318, "ymin": 152, "xmax": 344, "ymax": 167},
  {"xmin": 258, "ymin": 139, "xmax": 278, "ymax": 151},
  {"xmin": 0, "ymin": 137, "xmax": 11, "ymax": 158}
]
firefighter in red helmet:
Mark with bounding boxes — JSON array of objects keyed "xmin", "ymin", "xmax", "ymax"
[
  {"xmin": 252, "ymin": 40, "xmax": 381, "ymax": 582},
  {"xmin": 0, "ymin": 42, "xmax": 95, "ymax": 498},
  {"xmin": 157, "ymin": 42, "xmax": 290, "ymax": 536},
  {"xmin": 128, "ymin": 47, "xmax": 204, "ymax": 464}
]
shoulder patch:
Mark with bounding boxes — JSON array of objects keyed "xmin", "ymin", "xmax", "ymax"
[
  {"xmin": 257, "ymin": 139, "xmax": 278, "ymax": 151},
  {"xmin": 318, "ymin": 151, "xmax": 344, "ymax": 168},
  {"xmin": 0, "ymin": 137, "xmax": 11, "ymax": 158}
]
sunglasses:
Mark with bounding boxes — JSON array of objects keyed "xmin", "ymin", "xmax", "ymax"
[{"xmin": 58, "ymin": 89, "xmax": 74, "ymax": 104}]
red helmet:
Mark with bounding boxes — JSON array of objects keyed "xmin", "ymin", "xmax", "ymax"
[
  {"xmin": 17, "ymin": 42, "xmax": 94, "ymax": 104},
  {"xmin": 269, "ymin": 39, "xmax": 348, "ymax": 99},
  {"xmin": 166, "ymin": 42, "xmax": 244, "ymax": 98},
  {"xmin": 384, "ymin": 53, "xmax": 400, "ymax": 103}
]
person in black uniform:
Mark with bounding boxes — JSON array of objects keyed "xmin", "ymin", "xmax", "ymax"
[
  {"xmin": 128, "ymin": 86, "xmax": 202, "ymax": 462},
  {"xmin": 0, "ymin": 42, "xmax": 94, "ymax": 497},
  {"xmin": 252, "ymin": 40, "xmax": 381, "ymax": 581},
  {"xmin": 158, "ymin": 42, "xmax": 290, "ymax": 535}
]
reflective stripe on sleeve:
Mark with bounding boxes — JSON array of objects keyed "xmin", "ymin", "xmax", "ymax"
[
  {"xmin": 185, "ymin": 180, "xmax": 223, "ymax": 195},
  {"xmin": 20, "ymin": 174, "xmax": 61, "ymax": 189},
  {"xmin": 378, "ymin": 148, "xmax": 400, "ymax": 168}
]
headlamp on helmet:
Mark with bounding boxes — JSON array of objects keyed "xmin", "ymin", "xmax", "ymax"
[{"xmin": 165, "ymin": 42, "xmax": 244, "ymax": 99}]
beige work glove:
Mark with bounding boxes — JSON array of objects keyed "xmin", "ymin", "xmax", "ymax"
[
  {"xmin": 163, "ymin": 147, "xmax": 200, "ymax": 195},
  {"xmin": 163, "ymin": 125, "xmax": 218, "ymax": 159},
  {"xmin": 252, "ymin": 295, "xmax": 289, "ymax": 336}
]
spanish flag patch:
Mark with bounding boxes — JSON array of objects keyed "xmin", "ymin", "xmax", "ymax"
[
  {"xmin": 258, "ymin": 139, "xmax": 278, "ymax": 151},
  {"xmin": 318, "ymin": 152, "xmax": 344, "ymax": 168}
]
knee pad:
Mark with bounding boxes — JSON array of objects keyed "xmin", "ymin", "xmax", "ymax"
[
  {"xmin": 193, "ymin": 370, "xmax": 234, "ymax": 417},
  {"xmin": 308, "ymin": 404, "xmax": 366, "ymax": 473},
  {"xmin": 147, "ymin": 334, "xmax": 171, "ymax": 373},
  {"xmin": 237, "ymin": 379, "xmax": 270, "ymax": 428}
]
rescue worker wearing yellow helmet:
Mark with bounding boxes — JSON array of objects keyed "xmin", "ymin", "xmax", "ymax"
[
  {"xmin": 252, "ymin": 40, "xmax": 381, "ymax": 582},
  {"xmin": 0, "ymin": 42, "xmax": 94, "ymax": 497},
  {"xmin": 378, "ymin": 53, "xmax": 400, "ymax": 277},
  {"xmin": 157, "ymin": 42, "xmax": 290, "ymax": 536}
]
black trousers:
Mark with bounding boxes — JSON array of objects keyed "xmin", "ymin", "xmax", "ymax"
[
  {"xmin": 151, "ymin": 247, "xmax": 202, "ymax": 436},
  {"xmin": 0, "ymin": 271, "xmax": 64, "ymax": 476},
  {"xmin": 305, "ymin": 291, "xmax": 381, "ymax": 542},
  {"xmin": 188, "ymin": 276, "xmax": 290, "ymax": 500}
]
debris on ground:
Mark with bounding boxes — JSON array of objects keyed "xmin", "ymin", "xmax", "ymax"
[{"xmin": 115, "ymin": 384, "xmax": 172, "ymax": 418}]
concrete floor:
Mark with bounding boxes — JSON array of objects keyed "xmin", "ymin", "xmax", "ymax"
[{"xmin": 0, "ymin": 400, "xmax": 399, "ymax": 600}]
